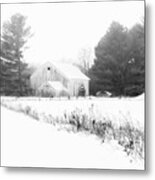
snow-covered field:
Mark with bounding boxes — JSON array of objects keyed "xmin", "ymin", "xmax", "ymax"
[
  {"xmin": 1, "ymin": 95, "xmax": 145, "ymax": 170},
  {"xmin": 1, "ymin": 95, "xmax": 144, "ymax": 128}
]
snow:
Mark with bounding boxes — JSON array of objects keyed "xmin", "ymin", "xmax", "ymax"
[
  {"xmin": 50, "ymin": 61, "xmax": 90, "ymax": 80},
  {"xmin": 1, "ymin": 105, "xmax": 144, "ymax": 169},
  {"xmin": 47, "ymin": 81, "xmax": 68, "ymax": 92},
  {"xmin": 1, "ymin": 96, "xmax": 144, "ymax": 129}
]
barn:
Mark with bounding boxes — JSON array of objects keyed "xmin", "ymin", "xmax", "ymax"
[{"xmin": 30, "ymin": 61, "xmax": 90, "ymax": 97}]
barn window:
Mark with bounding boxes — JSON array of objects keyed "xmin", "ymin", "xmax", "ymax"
[{"xmin": 47, "ymin": 67, "xmax": 51, "ymax": 71}]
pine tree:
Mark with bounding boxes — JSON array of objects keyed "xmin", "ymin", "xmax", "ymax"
[
  {"xmin": 1, "ymin": 13, "xmax": 32, "ymax": 96},
  {"xmin": 123, "ymin": 23, "xmax": 145, "ymax": 96},
  {"xmin": 89, "ymin": 21, "xmax": 145, "ymax": 96}
]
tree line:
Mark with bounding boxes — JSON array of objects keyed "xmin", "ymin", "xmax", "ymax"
[
  {"xmin": 0, "ymin": 14, "xmax": 144, "ymax": 97},
  {"xmin": 88, "ymin": 21, "xmax": 144, "ymax": 96}
]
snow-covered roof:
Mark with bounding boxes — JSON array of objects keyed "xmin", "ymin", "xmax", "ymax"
[
  {"xmin": 47, "ymin": 81, "xmax": 68, "ymax": 92},
  {"xmin": 49, "ymin": 61, "xmax": 90, "ymax": 80},
  {"xmin": 40, "ymin": 81, "xmax": 69, "ymax": 92}
]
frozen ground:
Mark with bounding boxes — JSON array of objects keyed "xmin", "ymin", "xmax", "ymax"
[
  {"xmin": 1, "ymin": 106, "xmax": 144, "ymax": 169},
  {"xmin": 1, "ymin": 95, "xmax": 144, "ymax": 128}
]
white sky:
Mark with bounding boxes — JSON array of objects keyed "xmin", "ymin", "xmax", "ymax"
[{"xmin": 1, "ymin": 1, "xmax": 144, "ymax": 65}]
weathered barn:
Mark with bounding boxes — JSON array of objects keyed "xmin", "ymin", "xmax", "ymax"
[{"xmin": 30, "ymin": 61, "xmax": 90, "ymax": 97}]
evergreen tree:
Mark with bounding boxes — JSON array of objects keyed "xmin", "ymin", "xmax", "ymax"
[
  {"xmin": 1, "ymin": 13, "xmax": 32, "ymax": 96},
  {"xmin": 89, "ymin": 21, "xmax": 144, "ymax": 96},
  {"xmin": 124, "ymin": 23, "xmax": 145, "ymax": 96}
]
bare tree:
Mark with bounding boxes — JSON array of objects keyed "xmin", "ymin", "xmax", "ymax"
[{"xmin": 77, "ymin": 47, "xmax": 94, "ymax": 75}]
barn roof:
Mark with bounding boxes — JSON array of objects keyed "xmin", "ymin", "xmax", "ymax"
[
  {"xmin": 47, "ymin": 81, "xmax": 68, "ymax": 92},
  {"xmin": 47, "ymin": 61, "xmax": 90, "ymax": 80},
  {"xmin": 39, "ymin": 81, "xmax": 69, "ymax": 93}
]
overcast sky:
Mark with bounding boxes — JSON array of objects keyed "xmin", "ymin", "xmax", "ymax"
[{"xmin": 1, "ymin": 1, "xmax": 144, "ymax": 65}]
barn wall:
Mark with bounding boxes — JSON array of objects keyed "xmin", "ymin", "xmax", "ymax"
[
  {"xmin": 68, "ymin": 79, "xmax": 89, "ymax": 96},
  {"xmin": 30, "ymin": 64, "xmax": 68, "ymax": 90},
  {"xmin": 30, "ymin": 67, "xmax": 52, "ymax": 90},
  {"xmin": 51, "ymin": 67, "xmax": 68, "ymax": 88},
  {"xmin": 84, "ymin": 80, "xmax": 89, "ymax": 96}
]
